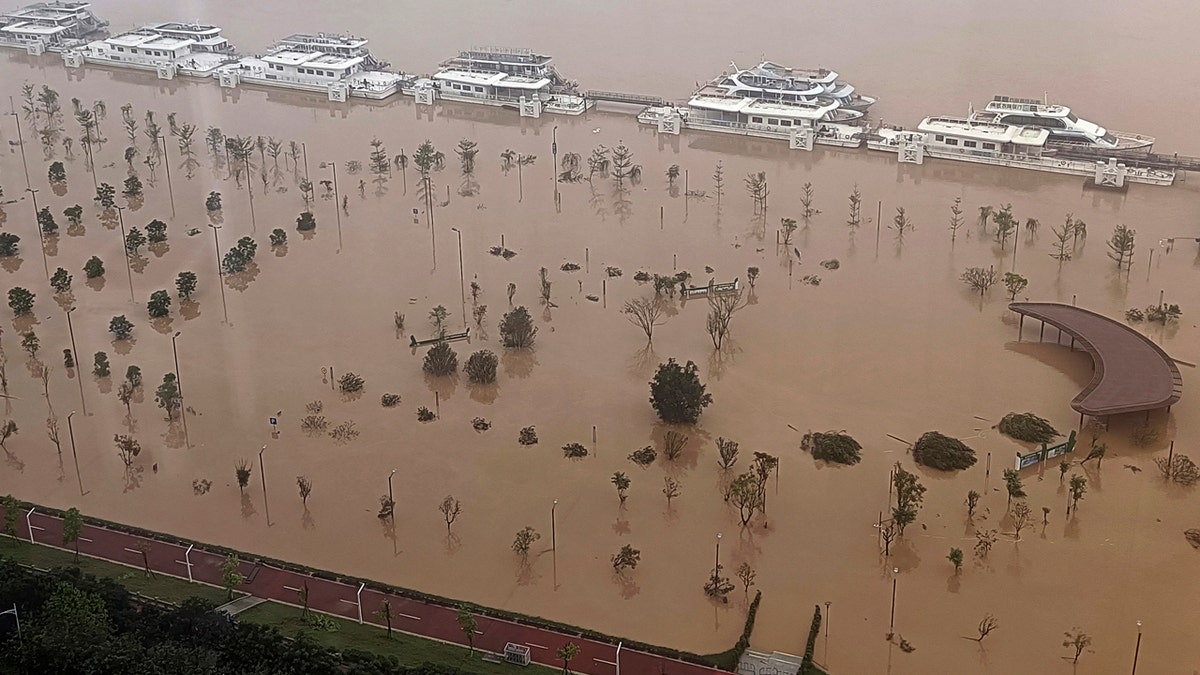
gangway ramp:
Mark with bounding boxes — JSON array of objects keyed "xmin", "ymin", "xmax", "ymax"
[{"xmin": 585, "ymin": 90, "xmax": 667, "ymax": 107}]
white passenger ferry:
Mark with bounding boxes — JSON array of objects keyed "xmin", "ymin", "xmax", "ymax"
[
  {"xmin": 639, "ymin": 93, "xmax": 866, "ymax": 149},
  {"xmin": 76, "ymin": 23, "xmax": 236, "ymax": 77},
  {"xmin": 415, "ymin": 47, "xmax": 591, "ymax": 116},
  {"xmin": 708, "ymin": 61, "xmax": 877, "ymax": 112},
  {"xmin": 970, "ymin": 96, "xmax": 1153, "ymax": 151},
  {"xmin": 0, "ymin": 1, "xmax": 106, "ymax": 52},
  {"xmin": 868, "ymin": 116, "xmax": 1172, "ymax": 187},
  {"xmin": 217, "ymin": 33, "xmax": 411, "ymax": 101}
]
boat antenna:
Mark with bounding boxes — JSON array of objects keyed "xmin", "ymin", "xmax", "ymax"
[{"xmin": 1044, "ymin": 91, "xmax": 1048, "ymax": 106}]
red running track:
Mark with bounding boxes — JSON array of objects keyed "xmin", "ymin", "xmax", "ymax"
[{"xmin": 5, "ymin": 507, "xmax": 726, "ymax": 675}]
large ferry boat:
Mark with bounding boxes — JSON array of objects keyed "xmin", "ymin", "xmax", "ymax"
[
  {"xmin": 707, "ymin": 61, "xmax": 877, "ymax": 112},
  {"xmin": 867, "ymin": 116, "xmax": 1172, "ymax": 187},
  {"xmin": 76, "ymin": 23, "xmax": 237, "ymax": 77},
  {"xmin": 639, "ymin": 93, "xmax": 866, "ymax": 149},
  {"xmin": 415, "ymin": 46, "xmax": 591, "ymax": 116},
  {"xmin": 217, "ymin": 33, "xmax": 412, "ymax": 101},
  {"xmin": 970, "ymin": 96, "xmax": 1153, "ymax": 151},
  {"xmin": 0, "ymin": 1, "xmax": 106, "ymax": 52}
]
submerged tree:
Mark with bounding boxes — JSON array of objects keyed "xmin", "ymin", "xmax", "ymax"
[
  {"xmin": 961, "ymin": 266, "xmax": 998, "ymax": 296},
  {"xmin": 847, "ymin": 184, "xmax": 862, "ymax": 229},
  {"xmin": 891, "ymin": 207, "xmax": 914, "ymax": 245},
  {"xmin": 649, "ymin": 358, "xmax": 712, "ymax": 424},
  {"xmin": 1106, "ymin": 224, "xmax": 1136, "ymax": 269},
  {"xmin": 992, "ymin": 203, "xmax": 1016, "ymax": 250},
  {"xmin": 744, "ymin": 172, "xmax": 768, "ymax": 213},
  {"xmin": 891, "ymin": 463, "xmax": 926, "ymax": 535},
  {"xmin": 623, "ymin": 297, "xmax": 666, "ymax": 344},
  {"xmin": 948, "ymin": 196, "xmax": 964, "ymax": 241},
  {"xmin": 1003, "ymin": 272, "xmax": 1028, "ymax": 300}
]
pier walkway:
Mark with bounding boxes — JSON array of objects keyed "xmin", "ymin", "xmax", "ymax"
[
  {"xmin": 1009, "ymin": 302, "xmax": 1183, "ymax": 417},
  {"xmin": 584, "ymin": 89, "xmax": 667, "ymax": 106},
  {"xmin": 1054, "ymin": 147, "xmax": 1200, "ymax": 172}
]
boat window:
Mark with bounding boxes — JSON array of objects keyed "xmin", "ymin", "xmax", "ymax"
[
  {"xmin": 945, "ymin": 138, "xmax": 959, "ymax": 146},
  {"xmin": 1066, "ymin": 113, "xmax": 1078, "ymax": 123},
  {"xmin": 982, "ymin": 142, "xmax": 996, "ymax": 150},
  {"xmin": 116, "ymin": 46, "xmax": 124, "ymax": 52},
  {"xmin": 780, "ymin": 119, "xmax": 792, "ymax": 126},
  {"xmin": 474, "ymin": 86, "xmax": 484, "ymax": 92},
  {"xmin": 934, "ymin": 135, "xmax": 944, "ymax": 142},
  {"xmin": 963, "ymin": 140, "xmax": 977, "ymax": 148},
  {"xmin": 1102, "ymin": 132, "xmax": 1117, "ymax": 145},
  {"xmin": 750, "ymin": 116, "xmax": 763, "ymax": 124}
]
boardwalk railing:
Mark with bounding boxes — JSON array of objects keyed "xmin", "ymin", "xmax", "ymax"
[{"xmin": 1015, "ymin": 430, "xmax": 1077, "ymax": 471}]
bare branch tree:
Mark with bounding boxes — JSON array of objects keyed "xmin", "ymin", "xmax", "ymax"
[
  {"xmin": 622, "ymin": 297, "xmax": 667, "ymax": 344},
  {"xmin": 706, "ymin": 289, "xmax": 745, "ymax": 350}
]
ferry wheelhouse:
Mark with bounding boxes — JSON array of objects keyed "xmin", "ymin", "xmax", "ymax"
[
  {"xmin": 78, "ymin": 23, "xmax": 236, "ymax": 77},
  {"xmin": 710, "ymin": 61, "xmax": 877, "ymax": 112},
  {"xmin": 418, "ymin": 46, "xmax": 590, "ymax": 116},
  {"xmin": 639, "ymin": 94, "xmax": 866, "ymax": 149},
  {"xmin": 0, "ymin": 1, "xmax": 106, "ymax": 52},
  {"xmin": 217, "ymin": 33, "xmax": 410, "ymax": 100},
  {"xmin": 970, "ymin": 96, "xmax": 1153, "ymax": 151},
  {"xmin": 868, "ymin": 116, "xmax": 1172, "ymax": 187}
]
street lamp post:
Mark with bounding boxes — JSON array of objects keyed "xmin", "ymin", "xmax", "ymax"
[
  {"xmin": 551, "ymin": 125, "xmax": 558, "ymax": 183},
  {"xmin": 551, "ymin": 499, "xmax": 558, "ymax": 551},
  {"xmin": 66, "ymin": 411, "xmax": 83, "ymax": 496},
  {"xmin": 8, "ymin": 97, "xmax": 30, "ymax": 187},
  {"xmin": 714, "ymin": 533, "xmax": 722, "ymax": 579},
  {"xmin": 889, "ymin": 567, "xmax": 899, "ymax": 633},
  {"xmin": 171, "ymin": 331, "xmax": 188, "ymax": 447},
  {"xmin": 824, "ymin": 601, "xmax": 832, "ymax": 663},
  {"xmin": 157, "ymin": 133, "xmax": 175, "ymax": 217},
  {"xmin": 113, "ymin": 204, "xmax": 135, "ymax": 302},
  {"xmin": 450, "ymin": 227, "xmax": 465, "ymax": 322},
  {"xmin": 387, "ymin": 469, "xmax": 396, "ymax": 522},
  {"xmin": 320, "ymin": 161, "xmax": 341, "ymax": 252},
  {"xmin": 207, "ymin": 224, "xmax": 229, "ymax": 323},
  {"xmin": 25, "ymin": 187, "xmax": 49, "ymax": 278},
  {"xmin": 65, "ymin": 307, "xmax": 86, "ymax": 415},
  {"xmin": 258, "ymin": 444, "xmax": 270, "ymax": 526},
  {"xmin": 1131, "ymin": 620, "xmax": 1142, "ymax": 675}
]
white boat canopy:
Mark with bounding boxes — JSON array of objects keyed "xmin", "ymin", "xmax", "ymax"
[
  {"xmin": 688, "ymin": 94, "xmax": 840, "ymax": 120},
  {"xmin": 918, "ymin": 116, "xmax": 1050, "ymax": 146},
  {"xmin": 434, "ymin": 69, "xmax": 550, "ymax": 90}
]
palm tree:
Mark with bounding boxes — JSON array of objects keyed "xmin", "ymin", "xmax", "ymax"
[{"xmin": 977, "ymin": 205, "xmax": 993, "ymax": 233}]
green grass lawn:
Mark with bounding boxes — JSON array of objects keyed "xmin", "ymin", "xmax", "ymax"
[
  {"xmin": 239, "ymin": 601, "xmax": 555, "ymax": 675},
  {"xmin": 2, "ymin": 540, "xmax": 229, "ymax": 605}
]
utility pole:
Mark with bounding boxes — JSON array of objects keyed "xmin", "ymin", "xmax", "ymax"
[
  {"xmin": 65, "ymin": 307, "xmax": 87, "ymax": 415},
  {"xmin": 208, "ymin": 224, "xmax": 229, "ymax": 323},
  {"xmin": 114, "ymin": 204, "xmax": 135, "ymax": 302}
]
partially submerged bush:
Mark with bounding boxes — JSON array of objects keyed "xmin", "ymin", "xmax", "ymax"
[
  {"xmin": 380, "ymin": 393, "xmax": 401, "ymax": 408},
  {"xmin": 801, "ymin": 431, "xmax": 862, "ymax": 465},
  {"xmin": 997, "ymin": 412, "xmax": 1060, "ymax": 444},
  {"xmin": 628, "ymin": 446, "xmax": 656, "ymax": 467},
  {"xmin": 422, "ymin": 341, "xmax": 458, "ymax": 376},
  {"xmin": 912, "ymin": 431, "xmax": 977, "ymax": 471},
  {"xmin": 472, "ymin": 417, "xmax": 491, "ymax": 432},
  {"xmin": 416, "ymin": 406, "xmax": 436, "ymax": 422},
  {"xmin": 464, "ymin": 349, "xmax": 498, "ymax": 384},
  {"xmin": 560, "ymin": 262, "xmax": 581, "ymax": 272},
  {"xmin": 563, "ymin": 442, "xmax": 589, "ymax": 459},
  {"xmin": 518, "ymin": 426, "xmax": 538, "ymax": 445},
  {"xmin": 338, "ymin": 372, "xmax": 364, "ymax": 393}
]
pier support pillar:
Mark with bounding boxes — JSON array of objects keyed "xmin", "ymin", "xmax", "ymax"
[
  {"xmin": 24, "ymin": 40, "xmax": 46, "ymax": 56},
  {"xmin": 327, "ymin": 82, "xmax": 349, "ymax": 102},
  {"xmin": 519, "ymin": 96, "xmax": 543, "ymax": 118},
  {"xmin": 897, "ymin": 132, "xmax": 926, "ymax": 165},
  {"xmin": 218, "ymin": 70, "xmax": 240, "ymax": 89},
  {"xmin": 156, "ymin": 63, "xmax": 177, "ymax": 80},
  {"xmin": 1094, "ymin": 158, "xmax": 1126, "ymax": 188},
  {"xmin": 61, "ymin": 50, "xmax": 83, "ymax": 68},
  {"xmin": 414, "ymin": 87, "xmax": 435, "ymax": 106},
  {"xmin": 656, "ymin": 109, "xmax": 682, "ymax": 136},
  {"xmin": 789, "ymin": 127, "xmax": 815, "ymax": 152}
]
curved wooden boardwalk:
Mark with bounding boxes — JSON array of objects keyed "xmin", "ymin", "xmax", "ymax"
[{"xmin": 1010, "ymin": 302, "xmax": 1183, "ymax": 416}]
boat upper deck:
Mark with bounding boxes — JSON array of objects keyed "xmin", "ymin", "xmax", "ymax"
[
  {"xmin": 263, "ymin": 49, "xmax": 363, "ymax": 69},
  {"xmin": 2, "ymin": 1, "xmax": 92, "ymax": 23},
  {"xmin": 918, "ymin": 116, "xmax": 1049, "ymax": 145},
  {"xmin": 689, "ymin": 94, "xmax": 841, "ymax": 120},
  {"xmin": 434, "ymin": 68, "xmax": 549, "ymax": 90}
]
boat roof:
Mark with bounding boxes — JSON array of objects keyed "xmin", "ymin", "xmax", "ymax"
[
  {"xmin": 985, "ymin": 95, "xmax": 1071, "ymax": 117},
  {"xmin": 457, "ymin": 46, "xmax": 551, "ymax": 64},
  {"xmin": 750, "ymin": 60, "xmax": 838, "ymax": 83},
  {"xmin": 918, "ymin": 116, "xmax": 1049, "ymax": 145},
  {"xmin": 434, "ymin": 69, "xmax": 549, "ymax": 89},
  {"xmin": 105, "ymin": 31, "xmax": 195, "ymax": 50},
  {"xmin": 689, "ymin": 94, "xmax": 838, "ymax": 119},
  {"xmin": 149, "ymin": 22, "xmax": 223, "ymax": 37},
  {"xmin": 277, "ymin": 32, "xmax": 367, "ymax": 49},
  {"xmin": 2, "ymin": 2, "xmax": 92, "ymax": 22},
  {"xmin": 263, "ymin": 49, "xmax": 363, "ymax": 68},
  {"xmin": 1, "ymin": 20, "xmax": 67, "ymax": 34}
]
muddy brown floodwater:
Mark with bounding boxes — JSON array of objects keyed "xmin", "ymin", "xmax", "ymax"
[{"xmin": 2, "ymin": 3, "xmax": 1200, "ymax": 673}]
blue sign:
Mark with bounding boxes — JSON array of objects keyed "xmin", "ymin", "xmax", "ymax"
[{"xmin": 269, "ymin": 417, "xmax": 277, "ymax": 426}]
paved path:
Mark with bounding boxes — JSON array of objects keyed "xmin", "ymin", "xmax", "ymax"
[{"xmin": 5, "ymin": 506, "xmax": 725, "ymax": 675}]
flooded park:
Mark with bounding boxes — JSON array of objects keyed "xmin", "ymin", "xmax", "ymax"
[{"xmin": 1, "ymin": 0, "xmax": 1199, "ymax": 673}]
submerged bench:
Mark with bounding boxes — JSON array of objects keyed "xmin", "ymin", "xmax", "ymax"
[
  {"xmin": 681, "ymin": 278, "xmax": 739, "ymax": 298},
  {"xmin": 410, "ymin": 328, "xmax": 470, "ymax": 348}
]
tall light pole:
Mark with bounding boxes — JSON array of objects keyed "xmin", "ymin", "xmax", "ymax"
[
  {"xmin": 207, "ymin": 224, "xmax": 229, "ymax": 323},
  {"xmin": 450, "ymin": 227, "xmax": 465, "ymax": 324},
  {"xmin": 824, "ymin": 601, "xmax": 832, "ymax": 663},
  {"xmin": 244, "ymin": 165, "xmax": 256, "ymax": 232},
  {"xmin": 0, "ymin": 604, "xmax": 21, "ymax": 649},
  {"xmin": 551, "ymin": 125, "xmax": 558, "ymax": 184},
  {"xmin": 1131, "ymin": 620, "xmax": 1142, "ymax": 675},
  {"xmin": 8, "ymin": 97, "xmax": 30, "ymax": 188},
  {"xmin": 25, "ymin": 184, "xmax": 50, "ymax": 277},
  {"xmin": 258, "ymin": 444, "xmax": 270, "ymax": 526},
  {"xmin": 714, "ymin": 533, "xmax": 722, "ymax": 579},
  {"xmin": 171, "ymin": 331, "xmax": 188, "ymax": 447},
  {"xmin": 157, "ymin": 133, "xmax": 175, "ymax": 217},
  {"xmin": 551, "ymin": 499, "xmax": 558, "ymax": 550},
  {"xmin": 65, "ymin": 307, "xmax": 86, "ymax": 415},
  {"xmin": 319, "ymin": 161, "xmax": 341, "ymax": 252},
  {"xmin": 387, "ymin": 468, "xmax": 396, "ymax": 522},
  {"xmin": 889, "ymin": 567, "xmax": 899, "ymax": 633},
  {"xmin": 66, "ymin": 411, "xmax": 83, "ymax": 496},
  {"xmin": 113, "ymin": 204, "xmax": 135, "ymax": 302}
]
